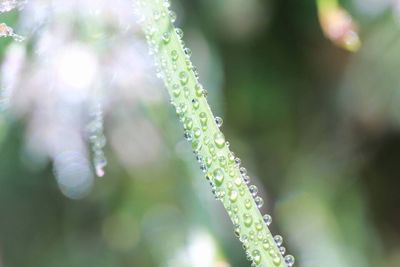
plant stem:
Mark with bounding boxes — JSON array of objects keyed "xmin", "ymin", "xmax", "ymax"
[
  {"xmin": 133, "ymin": 1, "xmax": 293, "ymax": 266},
  {"xmin": 316, "ymin": 0, "xmax": 361, "ymax": 52}
]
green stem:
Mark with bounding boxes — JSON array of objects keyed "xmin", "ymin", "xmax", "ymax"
[{"xmin": 134, "ymin": 1, "xmax": 294, "ymax": 266}]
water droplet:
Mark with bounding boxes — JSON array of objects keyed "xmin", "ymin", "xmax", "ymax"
[
  {"xmin": 94, "ymin": 153, "xmax": 107, "ymax": 177},
  {"xmin": 249, "ymin": 185, "xmax": 258, "ymax": 196},
  {"xmin": 231, "ymin": 204, "xmax": 239, "ymax": 214},
  {"xmin": 183, "ymin": 117, "xmax": 193, "ymax": 130},
  {"xmin": 195, "ymin": 84, "xmax": 204, "ymax": 97},
  {"xmin": 227, "ymin": 182, "xmax": 234, "ymax": 190},
  {"xmin": 163, "ymin": 0, "xmax": 171, "ymax": 8},
  {"xmin": 192, "ymin": 66, "xmax": 199, "ymax": 78},
  {"xmin": 239, "ymin": 187, "xmax": 245, "ymax": 196},
  {"xmin": 272, "ymin": 253, "xmax": 282, "ymax": 266},
  {"xmin": 240, "ymin": 167, "xmax": 247, "ymax": 175},
  {"xmin": 191, "ymin": 98, "xmax": 199, "ymax": 109},
  {"xmin": 279, "ymin": 246, "xmax": 286, "ymax": 255},
  {"xmin": 214, "ymin": 132, "xmax": 225, "ymax": 149},
  {"xmin": 205, "ymin": 156, "xmax": 212, "ymax": 167},
  {"xmin": 234, "ymin": 226, "xmax": 240, "ymax": 237},
  {"xmin": 175, "ymin": 103, "xmax": 187, "ymax": 117},
  {"xmin": 234, "ymin": 177, "xmax": 242, "ymax": 187},
  {"xmin": 208, "ymin": 145, "xmax": 215, "ymax": 155},
  {"xmin": 243, "ymin": 174, "xmax": 250, "ymax": 184},
  {"xmin": 263, "ymin": 214, "xmax": 272, "ymax": 226},
  {"xmin": 199, "ymin": 112, "xmax": 208, "ymax": 128},
  {"xmin": 218, "ymin": 156, "xmax": 227, "ymax": 167},
  {"xmin": 244, "ymin": 199, "xmax": 252, "ymax": 209},
  {"xmin": 243, "ymin": 213, "xmax": 253, "ymax": 227},
  {"xmin": 246, "ymin": 251, "xmax": 253, "ymax": 263},
  {"xmin": 215, "ymin": 116, "xmax": 223, "ymax": 128},
  {"xmin": 183, "ymin": 47, "xmax": 192, "ymax": 57},
  {"xmin": 214, "ymin": 188, "xmax": 225, "ymax": 200},
  {"xmin": 213, "ymin": 168, "xmax": 224, "ymax": 186},
  {"xmin": 252, "ymin": 250, "xmax": 261, "ymax": 265},
  {"xmin": 196, "ymin": 155, "xmax": 203, "ymax": 163},
  {"xmin": 193, "ymin": 127, "xmax": 201, "ymax": 139},
  {"xmin": 183, "ymin": 87, "xmax": 190, "ymax": 98},
  {"xmin": 284, "ymin": 255, "xmax": 295, "ymax": 266},
  {"xmin": 192, "ymin": 140, "xmax": 202, "ymax": 152},
  {"xmin": 172, "ymin": 84, "xmax": 181, "ymax": 97},
  {"xmin": 235, "ymin": 157, "xmax": 241, "ymax": 165},
  {"xmin": 184, "ymin": 57, "xmax": 192, "ymax": 68},
  {"xmin": 175, "ymin": 28, "xmax": 184, "ymax": 39},
  {"xmin": 255, "ymin": 220, "xmax": 263, "ymax": 231},
  {"xmin": 171, "ymin": 50, "xmax": 178, "ymax": 61},
  {"xmin": 232, "ymin": 214, "xmax": 240, "ymax": 225},
  {"xmin": 184, "ymin": 130, "xmax": 192, "ymax": 141},
  {"xmin": 240, "ymin": 234, "xmax": 248, "ymax": 244},
  {"xmin": 179, "ymin": 71, "xmax": 189, "ymax": 85},
  {"xmin": 211, "ymin": 188, "xmax": 217, "ymax": 197},
  {"xmin": 169, "ymin": 10, "xmax": 177, "ymax": 22},
  {"xmin": 162, "ymin": 32, "xmax": 171, "ymax": 43},
  {"xmin": 274, "ymin": 235, "xmax": 283, "ymax": 247},
  {"xmin": 95, "ymin": 165, "xmax": 105, "ymax": 177},
  {"xmin": 255, "ymin": 196, "xmax": 264, "ymax": 208},
  {"xmin": 228, "ymin": 152, "xmax": 235, "ymax": 162},
  {"xmin": 249, "ymin": 231, "xmax": 255, "ymax": 241},
  {"xmin": 229, "ymin": 190, "xmax": 239, "ymax": 203},
  {"xmin": 262, "ymin": 239, "xmax": 270, "ymax": 251},
  {"xmin": 200, "ymin": 164, "xmax": 207, "ymax": 173}
]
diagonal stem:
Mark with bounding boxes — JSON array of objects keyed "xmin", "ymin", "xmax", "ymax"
[{"xmin": 133, "ymin": 1, "xmax": 294, "ymax": 266}]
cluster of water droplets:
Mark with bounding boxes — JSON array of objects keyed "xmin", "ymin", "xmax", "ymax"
[
  {"xmin": 134, "ymin": 0, "xmax": 295, "ymax": 266},
  {"xmin": 87, "ymin": 101, "xmax": 107, "ymax": 177},
  {"xmin": 232, "ymin": 162, "xmax": 294, "ymax": 267}
]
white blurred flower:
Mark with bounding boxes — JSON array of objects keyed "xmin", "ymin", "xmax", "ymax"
[{"xmin": 0, "ymin": 0, "xmax": 165, "ymax": 198}]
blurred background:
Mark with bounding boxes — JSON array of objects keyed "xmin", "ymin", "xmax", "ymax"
[{"xmin": 1, "ymin": 0, "xmax": 400, "ymax": 266}]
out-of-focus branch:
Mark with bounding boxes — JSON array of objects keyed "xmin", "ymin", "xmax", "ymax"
[{"xmin": 317, "ymin": 0, "xmax": 361, "ymax": 52}]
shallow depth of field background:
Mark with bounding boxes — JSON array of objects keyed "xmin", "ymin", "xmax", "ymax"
[{"xmin": 1, "ymin": 0, "xmax": 400, "ymax": 266}]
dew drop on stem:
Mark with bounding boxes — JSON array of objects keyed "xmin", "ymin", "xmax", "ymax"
[
  {"xmin": 263, "ymin": 214, "xmax": 272, "ymax": 226},
  {"xmin": 274, "ymin": 235, "xmax": 283, "ymax": 247},
  {"xmin": 215, "ymin": 116, "xmax": 223, "ymax": 128},
  {"xmin": 284, "ymin": 255, "xmax": 295, "ymax": 266}
]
